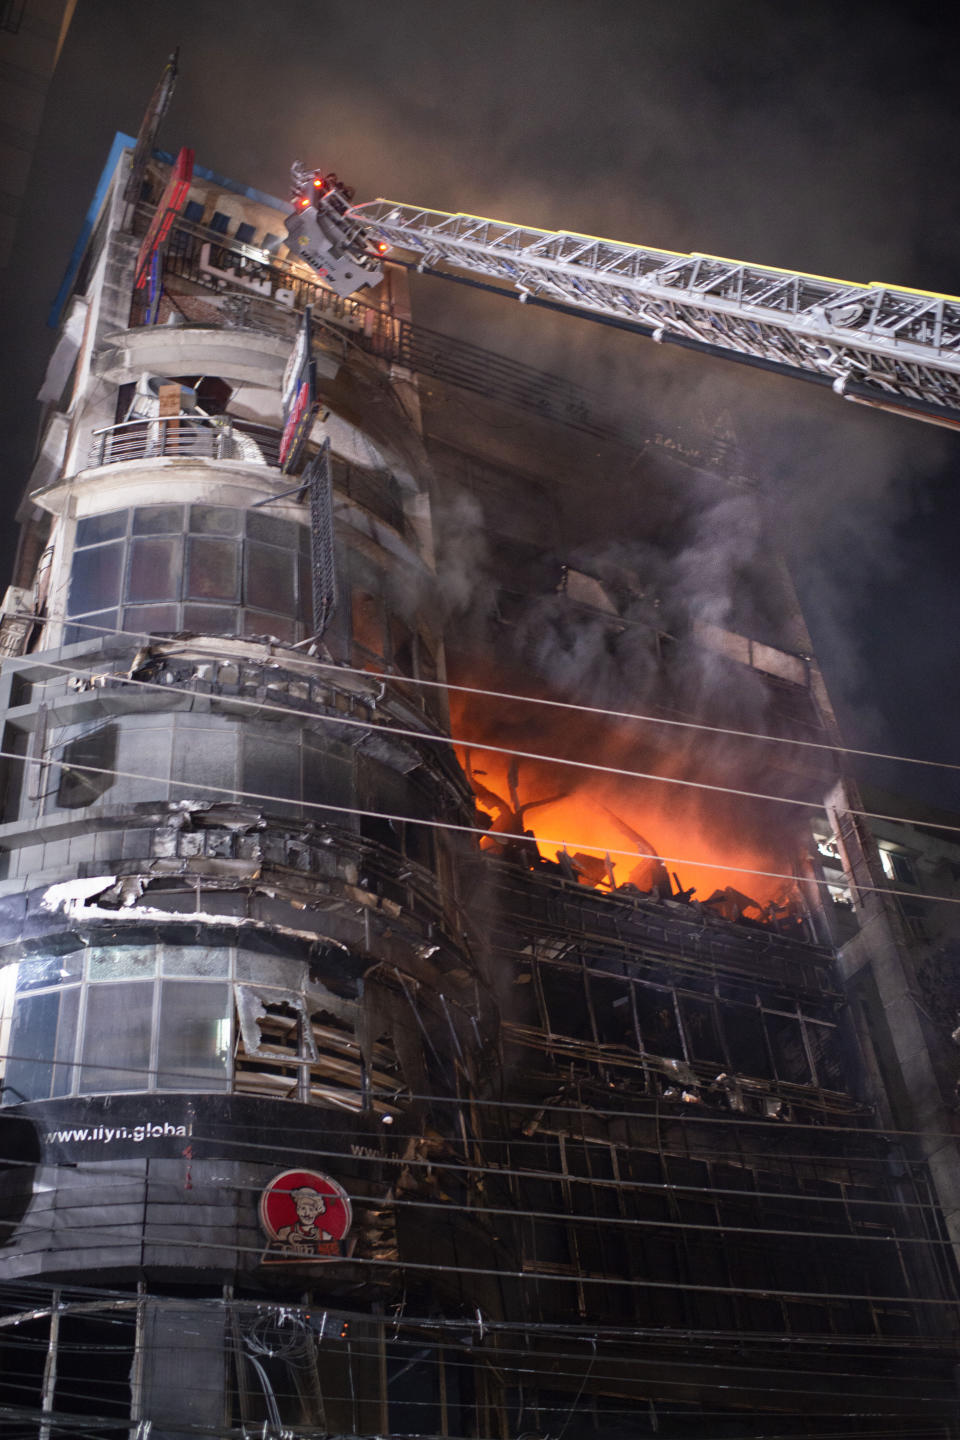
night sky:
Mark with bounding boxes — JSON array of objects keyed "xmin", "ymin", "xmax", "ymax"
[{"xmin": 2, "ymin": 0, "xmax": 959, "ymax": 810}]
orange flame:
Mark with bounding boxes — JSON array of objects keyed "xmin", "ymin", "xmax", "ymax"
[{"xmin": 449, "ymin": 685, "xmax": 802, "ymax": 924}]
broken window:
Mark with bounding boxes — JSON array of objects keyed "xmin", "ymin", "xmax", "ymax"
[
  {"xmin": 805, "ymin": 1018, "xmax": 845, "ymax": 1090},
  {"xmin": 679, "ymin": 994, "xmax": 725, "ymax": 1066},
  {"xmin": 234, "ymin": 986, "xmax": 318, "ymax": 1099},
  {"xmin": 720, "ymin": 1003, "xmax": 773, "ymax": 1079},
  {"xmin": 590, "ymin": 975, "xmax": 638, "ymax": 1049},
  {"xmin": 540, "ymin": 965, "xmax": 591, "ymax": 1041},
  {"xmin": 635, "ymin": 984, "xmax": 684, "ymax": 1059},
  {"xmin": 763, "ymin": 1010, "xmax": 813, "ymax": 1086},
  {"xmin": 56, "ymin": 724, "xmax": 118, "ymax": 807}
]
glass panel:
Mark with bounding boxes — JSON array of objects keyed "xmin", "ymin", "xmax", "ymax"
[
  {"xmin": 161, "ymin": 946, "xmax": 230, "ymax": 977},
  {"xmin": 123, "ymin": 604, "xmax": 180, "ymax": 638},
  {"xmin": 133, "ymin": 505, "xmax": 183, "ymax": 534},
  {"xmin": 76, "ymin": 511, "xmax": 126, "ymax": 547},
  {"xmin": 172, "ymin": 727, "xmax": 237, "ymax": 802},
  {"xmin": 157, "ymin": 980, "xmax": 230, "ymax": 1089},
  {"xmin": 236, "ymin": 950, "xmax": 306, "ymax": 989},
  {"xmin": 68, "ymin": 542, "xmax": 123, "ymax": 614},
  {"xmin": 56, "ymin": 725, "xmax": 118, "ymax": 808},
  {"xmin": 302, "ymin": 742, "xmax": 353, "ymax": 826},
  {"xmin": 186, "ymin": 537, "xmax": 240, "ymax": 601},
  {"xmin": 16, "ymin": 953, "xmax": 83, "ymax": 991},
  {"xmin": 80, "ymin": 981, "xmax": 153, "ymax": 1091},
  {"xmin": 242, "ymin": 733, "xmax": 299, "ymax": 815},
  {"xmin": 245, "ymin": 541, "xmax": 296, "ymax": 614},
  {"xmin": 246, "ymin": 512, "xmax": 296, "ymax": 548},
  {"xmin": 190, "ymin": 505, "xmax": 241, "ymax": 535},
  {"xmin": 182, "ymin": 604, "xmax": 237, "ymax": 635},
  {"xmin": 87, "ymin": 947, "xmax": 157, "ymax": 981},
  {"xmin": 242, "ymin": 610, "xmax": 296, "ymax": 642},
  {"xmin": 127, "ymin": 537, "xmax": 182, "ymax": 603},
  {"xmin": 3, "ymin": 992, "xmax": 59, "ymax": 1101},
  {"xmin": 64, "ymin": 611, "xmax": 117, "ymax": 644},
  {"xmin": 52, "ymin": 986, "xmax": 79, "ymax": 1097}
]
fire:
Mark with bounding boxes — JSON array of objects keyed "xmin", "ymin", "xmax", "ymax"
[{"xmin": 449, "ymin": 683, "xmax": 803, "ymax": 928}]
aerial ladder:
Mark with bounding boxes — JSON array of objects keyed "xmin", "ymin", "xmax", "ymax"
[{"xmin": 284, "ymin": 166, "xmax": 960, "ymax": 432}]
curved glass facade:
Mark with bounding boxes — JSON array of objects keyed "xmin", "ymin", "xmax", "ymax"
[
  {"xmin": 1, "ymin": 943, "xmax": 393, "ymax": 1108},
  {"xmin": 66, "ymin": 504, "xmax": 313, "ymax": 644}
]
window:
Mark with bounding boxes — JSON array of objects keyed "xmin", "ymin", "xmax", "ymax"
[
  {"xmin": 209, "ymin": 211, "xmax": 230, "ymax": 234},
  {"xmin": 879, "ymin": 847, "xmax": 917, "ymax": 886},
  {"xmin": 1, "ymin": 946, "xmax": 235, "ymax": 1102},
  {"xmin": 67, "ymin": 506, "xmax": 312, "ymax": 642},
  {"xmin": 184, "ymin": 200, "xmax": 205, "ymax": 223},
  {"xmin": 235, "ymin": 222, "xmax": 256, "ymax": 245},
  {"xmin": 57, "ymin": 724, "xmax": 118, "ymax": 808}
]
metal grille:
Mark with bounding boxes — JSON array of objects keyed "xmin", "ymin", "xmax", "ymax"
[{"xmin": 307, "ymin": 440, "xmax": 337, "ymax": 639}]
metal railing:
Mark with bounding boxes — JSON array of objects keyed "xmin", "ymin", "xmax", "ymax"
[{"xmin": 88, "ymin": 416, "xmax": 283, "ymax": 469}]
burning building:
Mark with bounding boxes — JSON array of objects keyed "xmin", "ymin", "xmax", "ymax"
[{"xmin": 0, "ymin": 131, "xmax": 957, "ymax": 1439}]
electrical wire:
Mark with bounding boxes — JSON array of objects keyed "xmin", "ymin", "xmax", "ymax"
[
  {"xmin": 0, "ymin": 1148, "xmax": 951, "ymax": 1253},
  {"xmin": 1, "ymin": 1273, "xmax": 954, "ymax": 1356},
  {"xmin": 0, "ymin": 1209, "xmax": 954, "ymax": 1314},
  {"xmin": 18, "ymin": 644, "xmax": 960, "ymax": 844},
  {"xmin": 7, "ymin": 1037, "xmax": 960, "ymax": 1147},
  {"xmin": 30, "ymin": 613, "xmax": 960, "ymax": 781},
  {"xmin": 2, "ymin": 742, "xmax": 959, "ymax": 908}
]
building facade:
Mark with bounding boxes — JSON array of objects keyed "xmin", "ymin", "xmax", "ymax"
[{"xmin": 0, "ymin": 137, "xmax": 957, "ymax": 1438}]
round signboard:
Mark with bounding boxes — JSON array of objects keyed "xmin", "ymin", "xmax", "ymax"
[{"xmin": 259, "ymin": 1169, "xmax": 352, "ymax": 1263}]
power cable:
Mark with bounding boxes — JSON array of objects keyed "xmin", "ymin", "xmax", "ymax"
[
  {"xmin": 1, "ymin": 1213, "xmax": 956, "ymax": 1310},
  {"xmin": 31, "ymin": 613, "xmax": 960, "ymax": 780},
  {"xmin": 0, "ymin": 742, "xmax": 957, "ymax": 907},
  {"xmin": 9, "ymin": 1041, "xmax": 960, "ymax": 1146},
  {"xmin": 19, "ymin": 644, "xmax": 960, "ymax": 842}
]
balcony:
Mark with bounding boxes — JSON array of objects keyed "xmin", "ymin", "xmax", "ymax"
[{"xmin": 88, "ymin": 415, "xmax": 283, "ymax": 469}]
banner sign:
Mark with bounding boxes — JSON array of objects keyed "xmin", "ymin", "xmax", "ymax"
[
  {"xmin": 279, "ymin": 304, "xmax": 318, "ymax": 472},
  {"xmin": 133, "ymin": 145, "xmax": 194, "ymax": 292},
  {"xmin": 259, "ymin": 1168, "xmax": 352, "ymax": 1263}
]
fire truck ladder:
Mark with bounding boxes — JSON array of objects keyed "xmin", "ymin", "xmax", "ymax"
[{"xmin": 348, "ymin": 199, "xmax": 960, "ymax": 430}]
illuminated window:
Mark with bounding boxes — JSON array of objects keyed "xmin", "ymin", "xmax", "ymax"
[{"xmin": 879, "ymin": 847, "xmax": 917, "ymax": 886}]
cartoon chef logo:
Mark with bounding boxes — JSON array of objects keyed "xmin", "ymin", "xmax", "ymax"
[{"xmin": 259, "ymin": 1169, "xmax": 352, "ymax": 1264}]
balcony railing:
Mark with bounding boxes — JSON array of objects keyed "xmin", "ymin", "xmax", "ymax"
[{"xmin": 88, "ymin": 416, "xmax": 283, "ymax": 469}]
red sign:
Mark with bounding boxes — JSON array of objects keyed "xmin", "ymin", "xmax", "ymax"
[
  {"xmin": 259, "ymin": 1169, "xmax": 352, "ymax": 1264},
  {"xmin": 133, "ymin": 146, "xmax": 194, "ymax": 291}
]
